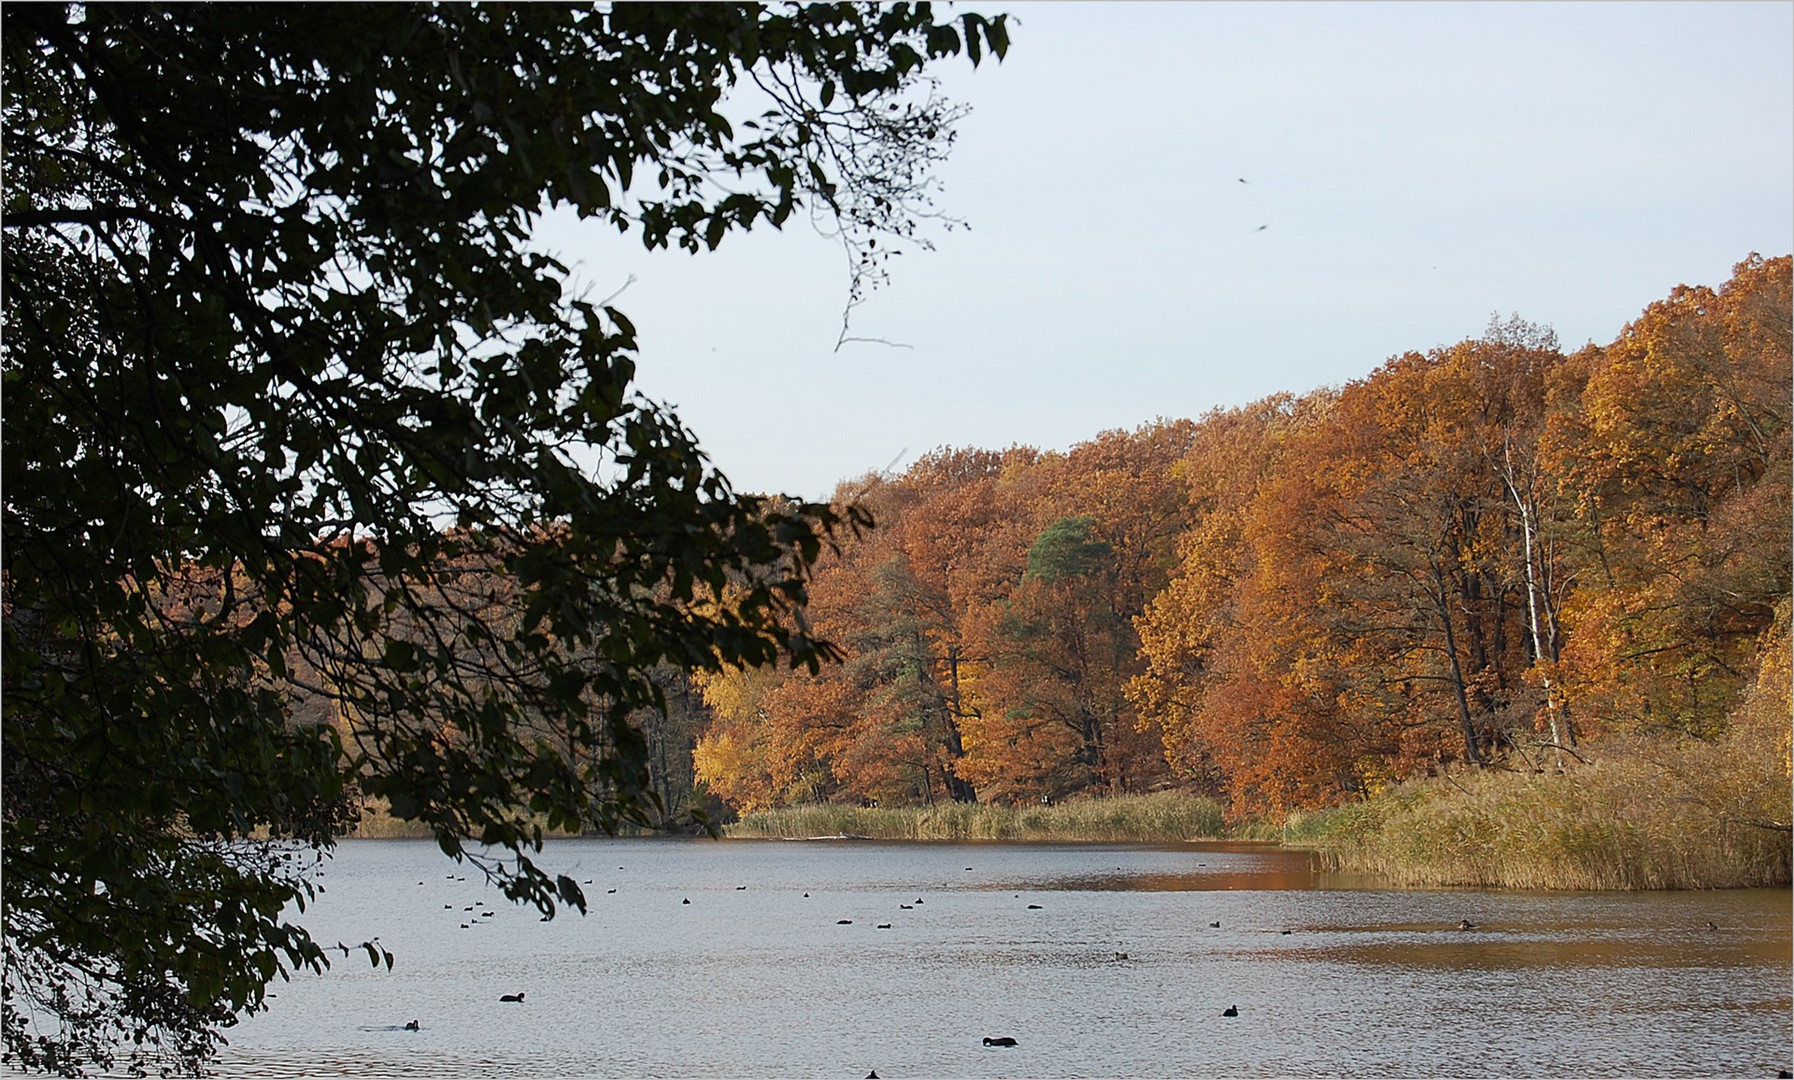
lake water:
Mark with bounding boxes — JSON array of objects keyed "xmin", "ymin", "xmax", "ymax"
[{"xmin": 217, "ymin": 838, "xmax": 1791, "ymax": 1078}]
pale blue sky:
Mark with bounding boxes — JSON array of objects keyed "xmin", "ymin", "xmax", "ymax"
[{"xmin": 536, "ymin": 1, "xmax": 1794, "ymax": 499}]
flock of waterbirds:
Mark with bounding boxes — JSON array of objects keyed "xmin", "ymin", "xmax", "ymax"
[
  {"xmin": 362, "ymin": 858, "xmax": 1752, "ymax": 1076},
  {"xmin": 374, "ymin": 860, "xmax": 1553, "ymax": 1047}
]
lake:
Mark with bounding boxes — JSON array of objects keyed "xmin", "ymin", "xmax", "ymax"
[{"xmin": 217, "ymin": 838, "xmax": 1791, "ymax": 1078}]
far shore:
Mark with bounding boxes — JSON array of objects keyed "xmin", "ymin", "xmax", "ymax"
[{"xmin": 342, "ymin": 770, "xmax": 1790, "ymax": 892}]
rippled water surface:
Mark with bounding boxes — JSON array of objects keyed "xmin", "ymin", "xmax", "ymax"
[{"xmin": 218, "ymin": 839, "xmax": 1791, "ymax": 1077}]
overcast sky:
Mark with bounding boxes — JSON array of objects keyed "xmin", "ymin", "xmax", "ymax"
[{"xmin": 537, "ymin": 1, "xmax": 1794, "ymax": 500}]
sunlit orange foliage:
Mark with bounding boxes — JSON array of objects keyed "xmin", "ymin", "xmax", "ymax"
[
  {"xmin": 1141, "ymin": 329, "xmax": 1569, "ymax": 816},
  {"xmin": 691, "ymin": 256, "xmax": 1791, "ymax": 823},
  {"xmin": 1130, "ymin": 395, "xmax": 1316, "ymax": 795},
  {"xmin": 1546, "ymin": 254, "xmax": 1792, "ymax": 736}
]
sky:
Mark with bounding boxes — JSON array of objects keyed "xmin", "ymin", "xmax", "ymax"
[{"xmin": 535, "ymin": 1, "xmax": 1794, "ymax": 500}]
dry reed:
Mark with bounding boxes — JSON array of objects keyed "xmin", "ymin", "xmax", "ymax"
[
  {"xmin": 1307, "ymin": 625, "xmax": 1791, "ymax": 890},
  {"xmin": 1301, "ymin": 740, "xmax": 1791, "ymax": 890},
  {"xmin": 727, "ymin": 791, "xmax": 1226, "ymax": 843}
]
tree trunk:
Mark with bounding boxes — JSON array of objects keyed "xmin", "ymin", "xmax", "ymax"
[
  {"xmin": 1501, "ymin": 442, "xmax": 1570, "ymax": 757},
  {"xmin": 1434, "ymin": 560, "xmax": 1485, "ymax": 766},
  {"xmin": 941, "ymin": 646, "xmax": 977, "ymax": 802}
]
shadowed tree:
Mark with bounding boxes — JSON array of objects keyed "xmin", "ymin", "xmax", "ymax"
[{"xmin": 1, "ymin": 4, "xmax": 1007, "ymax": 1073}]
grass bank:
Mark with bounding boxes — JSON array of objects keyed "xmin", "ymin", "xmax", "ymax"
[
  {"xmin": 1294, "ymin": 742, "xmax": 1791, "ymax": 890},
  {"xmin": 727, "ymin": 791, "xmax": 1226, "ymax": 842}
]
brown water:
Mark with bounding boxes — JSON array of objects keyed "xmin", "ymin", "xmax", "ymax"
[{"xmin": 216, "ymin": 839, "xmax": 1792, "ymax": 1077}]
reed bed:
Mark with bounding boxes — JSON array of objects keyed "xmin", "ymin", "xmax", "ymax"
[
  {"xmin": 1301, "ymin": 741, "xmax": 1791, "ymax": 890},
  {"xmin": 728, "ymin": 791, "xmax": 1226, "ymax": 843}
]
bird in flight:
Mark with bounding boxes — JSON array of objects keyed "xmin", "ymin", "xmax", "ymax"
[{"xmin": 1256, "ymin": 225, "xmax": 1268, "ymax": 232}]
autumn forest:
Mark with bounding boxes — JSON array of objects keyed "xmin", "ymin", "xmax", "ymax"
[{"xmin": 670, "ymin": 255, "xmax": 1791, "ymax": 826}]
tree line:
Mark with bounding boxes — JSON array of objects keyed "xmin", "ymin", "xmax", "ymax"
[{"xmin": 689, "ymin": 255, "xmax": 1791, "ymax": 819}]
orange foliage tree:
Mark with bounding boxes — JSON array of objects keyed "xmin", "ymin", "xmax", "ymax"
[
  {"xmin": 1139, "ymin": 329, "xmax": 1572, "ymax": 815},
  {"xmin": 695, "ymin": 425, "xmax": 1198, "ymax": 810},
  {"xmin": 1546, "ymin": 254, "xmax": 1792, "ymax": 737}
]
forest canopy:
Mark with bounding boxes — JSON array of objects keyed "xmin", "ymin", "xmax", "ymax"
[{"xmin": 693, "ymin": 255, "xmax": 1791, "ymax": 819}]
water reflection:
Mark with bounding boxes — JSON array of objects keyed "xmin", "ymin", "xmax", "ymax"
[{"xmin": 1018, "ymin": 860, "xmax": 1324, "ymax": 893}]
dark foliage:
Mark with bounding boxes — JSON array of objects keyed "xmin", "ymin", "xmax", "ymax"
[{"xmin": 0, "ymin": 3, "xmax": 1005, "ymax": 1073}]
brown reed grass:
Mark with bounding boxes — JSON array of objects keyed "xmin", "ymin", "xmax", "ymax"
[
  {"xmin": 727, "ymin": 790, "xmax": 1226, "ymax": 842},
  {"xmin": 1299, "ymin": 736, "xmax": 1790, "ymax": 890}
]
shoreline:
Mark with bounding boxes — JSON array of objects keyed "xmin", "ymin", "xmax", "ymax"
[{"xmin": 338, "ymin": 768, "xmax": 1790, "ymax": 892}]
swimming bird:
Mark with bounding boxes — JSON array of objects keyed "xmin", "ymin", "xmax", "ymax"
[
  {"xmin": 607, "ymin": 888, "xmax": 616, "ymax": 894},
  {"xmin": 1027, "ymin": 904, "xmax": 1043, "ymax": 910},
  {"xmin": 877, "ymin": 923, "xmax": 892, "ymax": 929},
  {"xmin": 737, "ymin": 885, "xmax": 747, "ymax": 890},
  {"xmin": 481, "ymin": 911, "xmax": 493, "ymax": 918},
  {"xmin": 1707, "ymin": 921, "xmax": 1720, "ymax": 931},
  {"xmin": 404, "ymin": 1020, "xmax": 419, "ymax": 1031},
  {"xmin": 1222, "ymin": 1005, "xmax": 1238, "ymax": 1017},
  {"xmin": 1458, "ymin": 919, "xmax": 1477, "ymax": 931},
  {"xmin": 444, "ymin": 904, "xmax": 453, "ymax": 909},
  {"xmin": 499, "ymin": 992, "xmax": 525, "ymax": 1003},
  {"xmin": 837, "ymin": 919, "xmax": 853, "ymax": 925},
  {"xmin": 1115, "ymin": 952, "xmax": 1129, "ymax": 961},
  {"xmin": 900, "ymin": 904, "xmax": 913, "ymax": 909},
  {"xmin": 1209, "ymin": 921, "xmax": 1220, "ymax": 928},
  {"xmin": 915, "ymin": 898, "xmax": 924, "ymax": 904},
  {"xmin": 1280, "ymin": 929, "xmax": 1291, "ymax": 935},
  {"xmin": 983, "ymin": 1037, "xmax": 1018, "ymax": 1047},
  {"xmin": 682, "ymin": 898, "xmax": 691, "ymax": 905}
]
